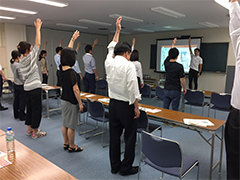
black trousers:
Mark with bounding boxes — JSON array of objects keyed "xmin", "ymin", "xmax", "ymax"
[
  {"xmin": 25, "ymin": 88, "xmax": 42, "ymax": 129},
  {"xmin": 225, "ymin": 106, "xmax": 240, "ymax": 180},
  {"xmin": 109, "ymin": 99, "xmax": 137, "ymax": 172},
  {"xmin": 84, "ymin": 72, "xmax": 96, "ymax": 94},
  {"xmin": 188, "ymin": 68, "xmax": 199, "ymax": 90},
  {"xmin": 42, "ymin": 73, "xmax": 48, "ymax": 84},
  {"xmin": 56, "ymin": 70, "xmax": 61, "ymax": 87},
  {"xmin": 13, "ymin": 84, "xmax": 26, "ymax": 120}
]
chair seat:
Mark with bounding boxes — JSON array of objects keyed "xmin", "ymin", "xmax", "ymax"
[
  {"xmin": 211, "ymin": 106, "xmax": 230, "ymax": 112},
  {"xmin": 145, "ymin": 154, "xmax": 198, "ymax": 177},
  {"xmin": 89, "ymin": 112, "xmax": 109, "ymax": 122},
  {"xmin": 185, "ymin": 102, "xmax": 208, "ymax": 107}
]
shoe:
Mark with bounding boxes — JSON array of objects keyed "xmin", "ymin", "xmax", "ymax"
[
  {"xmin": 26, "ymin": 130, "xmax": 33, "ymax": 136},
  {"xmin": 111, "ymin": 169, "xmax": 119, "ymax": 174},
  {"xmin": 119, "ymin": 166, "xmax": 139, "ymax": 176},
  {"xmin": 63, "ymin": 144, "xmax": 69, "ymax": 150},
  {"xmin": 0, "ymin": 106, "xmax": 8, "ymax": 111},
  {"xmin": 68, "ymin": 145, "xmax": 83, "ymax": 153},
  {"xmin": 32, "ymin": 129, "xmax": 47, "ymax": 139}
]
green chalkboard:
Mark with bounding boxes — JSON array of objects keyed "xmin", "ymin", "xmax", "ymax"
[{"xmin": 200, "ymin": 43, "xmax": 229, "ymax": 72}]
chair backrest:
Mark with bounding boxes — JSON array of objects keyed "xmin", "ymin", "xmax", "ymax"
[
  {"xmin": 87, "ymin": 98, "xmax": 104, "ymax": 118},
  {"xmin": 142, "ymin": 131, "xmax": 182, "ymax": 168},
  {"xmin": 140, "ymin": 84, "xmax": 151, "ymax": 97},
  {"xmin": 96, "ymin": 79, "xmax": 107, "ymax": 89},
  {"xmin": 210, "ymin": 92, "xmax": 231, "ymax": 110},
  {"xmin": 137, "ymin": 110, "xmax": 148, "ymax": 130},
  {"xmin": 184, "ymin": 90, "xmax": 204, "ymax": 106},
  {"xmin": 155, "ymin": 86, "xmax": 164, "ymax": 100}
]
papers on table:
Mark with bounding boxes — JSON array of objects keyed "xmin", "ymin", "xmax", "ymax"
[
  {"xmin": 183, "ymin": 118, "xmax": 214, "ymax": 127},
  {"xmin": 80, "ymin": 93, "xmax": 87, "ymax": 96},
  {"xmin": 42, "ymin": 84, "xmax": 57, "ymax": 90},
  {"xmin": 98, "ymin": 98, "xmax": 110, "ymax": 103},
  {"xmin": 85, "ymin": 94, "xmax": 95, "ymax": 98},
  {"xmin": 0, "ymin": 151, "xmax": 6, "ymax": 158},
  {"xmin": 139, "ymin": 107, "xmax": 162, "ymax": 114},
  {"xmin": 0, "ymin": 151, "xmax": 11, "ymax": 169}
]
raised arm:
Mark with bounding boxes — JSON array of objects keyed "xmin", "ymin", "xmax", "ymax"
[
  {"xmin": 92, "ymin": 39, "xmax": 98, "ymax": 50},
  {"xmin": 68, "ymin": 30, "xmax": 80, "ymax": 48},
  {"xmin": 131, "ymin": 37, "xmax": 135, "ymax": 52},
  {"xmin": 76, "ymin": 41, "xmax": 81, "ymax": 52},
  {"xmin": 59, "ymin": 39, "xmax": 63, "ymax": 47},
  {"xmin": 34, "ymin": 18, "xmax": 42, "ymax": 48},
  {"xmin": 171, "ymin": 38, "xmax": 177, "ymax": 48},
  {"xmin": 113, "ymin": 17, "xmax": 122, "ymax": 42},
  {"xmin": 229, "ymin": 0, "xmax": 240, "ymax": 61},
  {"xmin": 188, "ymin": 37, "xmax": 193, "ymax": 55},
  {"xmin": 43, "ymin": 41, "xmax": 47, "ymax": 50}
]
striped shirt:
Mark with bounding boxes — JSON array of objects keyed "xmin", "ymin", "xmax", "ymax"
[
  {"xmin": 19, "ymin": 45, "xmax": 42, "ymax": 91},
  {"xmin": 10, "ymin": 62, "xmax": 24, "ymax": 85}
]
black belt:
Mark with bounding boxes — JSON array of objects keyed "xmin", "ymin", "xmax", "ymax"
[{"xmin": 231, "ymin": 106, "xmax": 240, "ymax": 112}]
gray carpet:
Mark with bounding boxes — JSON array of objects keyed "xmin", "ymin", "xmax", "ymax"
[{"xmin": 0, "ymin": 93, "xmax": 228, "ymax": 180}]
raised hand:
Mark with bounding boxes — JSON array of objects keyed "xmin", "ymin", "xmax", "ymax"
[
  {"xmin": 72, "ymin": 30, "xmax": 80, "ymax": 42},
  {"xmin": 116, "ymin": 16, "xmax": 122, "ymax": 31},
  {"xmin": 34, "ymin": 18, "xmax": 42, "ymax": 30},
  {"xmin": 132, "ymin": 37, "xmax": 136, "ymax": 46}
]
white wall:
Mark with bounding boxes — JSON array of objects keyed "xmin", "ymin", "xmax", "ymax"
[
  {"xmin": 0, "ymin": 23, "xmax": 26, "ymax": 79},
  {"xmin": 26, "ymin": 26, "xmax": 109, "ymax": 85},
  {"xmin": 113, "ymin": 27, "xmax": 234, "ymax": 92}
]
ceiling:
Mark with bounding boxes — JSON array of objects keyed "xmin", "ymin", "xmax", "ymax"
[{"xmin": 0, "ymin": 0, "xmax": 230, "ymax": 34}]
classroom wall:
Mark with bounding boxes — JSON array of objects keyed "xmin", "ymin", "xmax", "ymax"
[
  {"xmin": 0, "ymin": 23, "xmax": 26, "ymax": 79},
  {"xmin": 111, "ymin": 27, "xmax": 234, "ymax": 93},
  {"xmin": 26, "ymin": 26, "xmax": 109, "ymax": 85}
]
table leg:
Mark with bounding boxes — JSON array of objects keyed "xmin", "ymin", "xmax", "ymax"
[
  {"xmin": 46, "ymin": 90, "xmax": 49, "ymax": 118},
  {"xmin": 219, "ymin": 125, "xmax": 224, "ymax": 173},
  {"xmin": 209, "ymin": 133, "xmax": 215, "ymax": 180}
]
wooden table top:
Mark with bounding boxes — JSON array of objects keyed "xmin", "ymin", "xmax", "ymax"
[
  {"xmin": 42, "ymin": 84, "xmax": 61, "ymax": 91},
  {"xmin": 80, "ymin": 92, "xmax": 225, "ymax": 132},
  {"xmin": 0, "ymin": 130, "xmax": 76, "ymax": 180}
]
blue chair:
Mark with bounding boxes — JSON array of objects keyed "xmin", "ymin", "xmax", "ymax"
[
  {"xmin": 96, "ymin": 79, "xmax": 108, "ymax": 95},
  {"xmin": 138, "ymin": 131, "xmax": 199, "ymax": 180},
  {"xmin": 184, "ymin": 90, "xmax": 208, "ymax": 115},
  {"xmin": 155, "ymin": 86, "xmax": 164, "ymax": 101},
  {"xmin": 208, "ymin": 92, "xmax": 231, "ymax": 118},
  {"xmin": 140, "ymin": 84, "xmax": 151, "ymax": 98},
  {"xmin": 85, "ymin": 98, "xmax": 109, "ymax": 147}
]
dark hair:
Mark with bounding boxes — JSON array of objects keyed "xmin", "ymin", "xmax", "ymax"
[
  {"xmin": 10, "ymin": 50, "xmax": 20, "ymax": 64},
  {"xmin": 114, "ymin": 42, "xmax": 131, "ymax": 56},
  {"xmin": 60, "ymin": 47, "xmax": 76, "ymax": 67},
  {"xmin": 194, "ymin": 48, "xmax": 200, "ymax": 53},
  {"xmin": 56, "ymin": 46, "xmax": 63, "ymax": 53},
  {"xmin": 168, "ymin": 48, "xmax": 179, "ymax": 59},
  {"xmin": 85, "ymin": 45, "xmax": 92, "ymax": 53},
  {"xmin": 17, "ymin": 41, "xmax": 31, "ymax": 55},
  {"xmin": 130, "ymin": 50, "xmax": 139, "ymax": 61},
  {"xmin": 39, "ymin": 50, "xmax": 47, "ymax": 61}
]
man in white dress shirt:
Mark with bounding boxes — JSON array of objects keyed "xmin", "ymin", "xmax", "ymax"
[
  {"xmin": 105, "ymin": 17, "xmax": 141, "ymax": 176},
  {"xmin": 225, "ymin": 1, "xmax": 240, "ymax": 179},
  {"xmin": 188, "ymin": 37, "xmax": 203, "ymax": 90}
]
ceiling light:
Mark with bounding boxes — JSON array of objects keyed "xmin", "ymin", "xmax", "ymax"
[
  {"xmin": 56, "ymin": 23, "xmax": 88, "ymax": 29},
  {"xmin": 0, "ymin": 6, "xmax": 37, "ymax": 14},
  {"xmin": 199, "ymin": 22, "xmax": 219, "ymax": 28},
  {"xmin": 214, "ymin": 0, "xmax": 230, "ymax": 9},
  {"xmin": 163, "ymin": 26, "xmax": 184, "ymax": 30},
  {"xmin": 134, "ymin": 28, "xmax": 154, "ymax": 33},
  {"xmin": 28, "ymin": 0, "xmax": 68, "ymax": 8},
  {"xmin": 0, "ymin": 16, "xmax": 16, "ymax": 20},
  {"xmin": 79, "ymin": 19, "xmax": 111, "ymax": 26},
  {"xmin": 151, "ymin": 7, "xmax": 186, "ymax": 18},
  {"xmin": 109, "ymin": 14, "xmax": 144, "ymax": 23}
]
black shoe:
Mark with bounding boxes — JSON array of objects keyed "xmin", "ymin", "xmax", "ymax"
[
  {"xmin": 111, "ymin": 169, "xmax": 119, "ymax": 174},
  {"xmin": 119, "ymin": 166, "xmax": 139, "ymax": 176},
  {"xmin": 0, "ymin": 106, "xmax": 8, "ymax": 111}
]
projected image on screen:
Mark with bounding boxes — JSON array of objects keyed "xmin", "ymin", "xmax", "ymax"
[
  {"xmin": 156, "ymin": 38, "xmax": 201, "ymax": 73},
  {"xmin": 160, "ymin": 45, "xmax": 197, "ymax": 72}
]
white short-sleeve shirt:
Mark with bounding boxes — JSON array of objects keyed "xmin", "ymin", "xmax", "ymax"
[{"xmin": 190, "ymin": 54, "xmax": 203, "ymax": 72}]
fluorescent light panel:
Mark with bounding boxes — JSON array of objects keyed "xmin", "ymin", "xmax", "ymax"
[
  {"xmin": 134, "ymin": 28, "xmax": 154, "ymax": 33},
  {"xmin": 214, "ymin": 0, "xmax": 230, "ymax": 9},
  {"xmin": 28, "ymin": 0, "xmax": 68, "ymax": 7},
  {"xmin": 163, "ymin": 26, "xmax": 184, "ymax": 30},
  {"xmin": 109, "ymin": 14, "xmax": 144, "ymax": 23},
  {"xmin": 0, "ymin": 6, "xmax": 37, "ymax": 14},
  {"xmin": 151, "ymin": 7, "xmax": 186, "ymax": 18},
  {"xmin": 0, "ymin": 16, "xmax": 16, "ymax": 20},
  {"xmin": 199, "ymin": 22, "xmax": 219, "ymax": 28},
  {"xmin": 56, "ymin": 23, "xmax": 88, "ymax": 29},
  {"xmin": 79, "ymin": 19, "xmax": 111, "ymax": 26}
]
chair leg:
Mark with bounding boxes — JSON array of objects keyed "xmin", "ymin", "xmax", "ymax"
[
  {"xmin": 79, "ymin": 112, "xmax": 98, "ymax": 135},
  {"xmin": 202, "ymin": 106, "xmax": 204, "ymax": 116},
  {"xmin": 197, "ymin": 163, "xmax": 200, "ymax": 180},
  {"xmin": 214, "ymin": 110, "xmax": 216, "ymax": 119}
]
